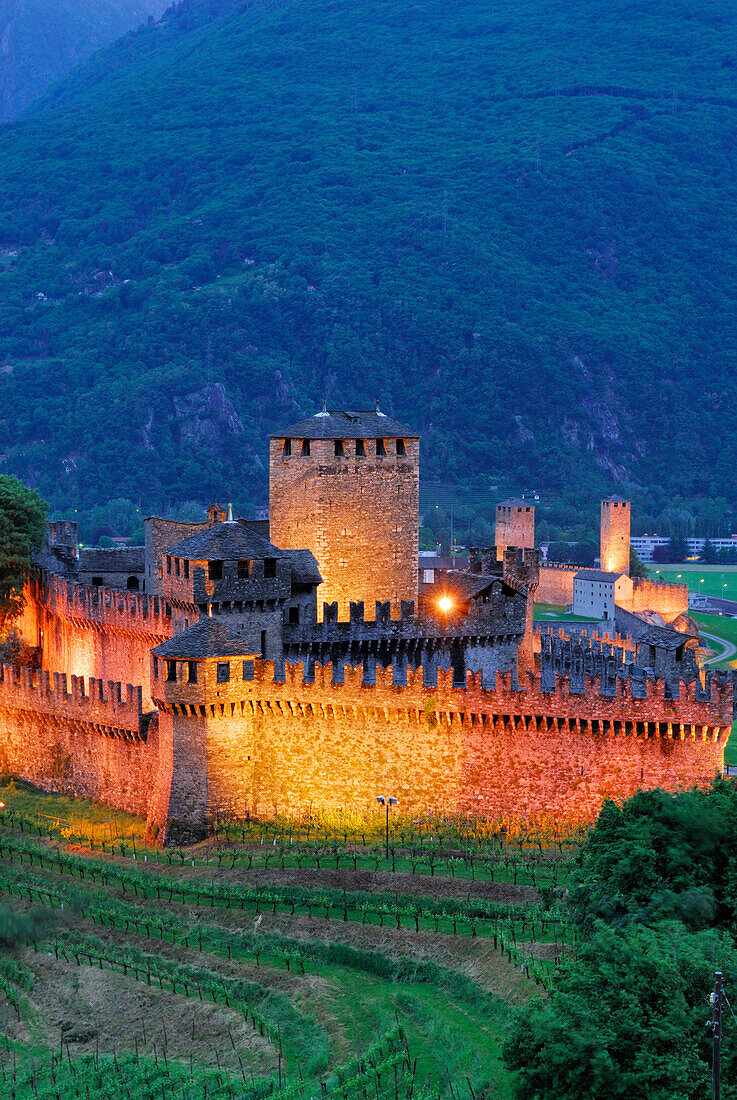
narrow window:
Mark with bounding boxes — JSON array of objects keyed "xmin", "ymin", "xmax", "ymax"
[
  {"xmin": 301, "ymin": 439, "xmax": 311, "ymax": 456},
  {"xmin": 396, "ymin": 438, "xmax": 406, "ymax": 456},
  {"xmin": 242, "ymin": 659, "xmax": 254, "ymax": 681},
  {"xmin": 238, "ymin": 559, "xmax": 251, "ymax": 578},
  {"xmin": 356, "ymin": 439, "xmax": 365, "ymax": 457},
  {"xmin": 153, "ymin": 656, "xmax": 159, "ymax": 679},
  {"xmin": 208, "ymin": 560, "xmax": 223, "ymax": 580},
  {"xmin": 282, "ymin": 438, "xmax": 292, "ymax": 456},
  {"xmin": 92, "ymin": 576, "xmax": 103, "ymax": 587},
  {"xmin": 188, "ymin": 661, "xmax": 198, "ymax": 684},
  {"xmin": 288, "ymin": 606, "xmax": 299, "ymax": 625},
  {"xmin": 260, "ymin": 630, "xmax": 267, "ymax": 657},
  {"xmin": 217, "ymin": 661, "xmax": 230, "ymax": 683},
  {"xmin": 175, "ymin": 558, "xmax": 180, "ymax": 577},
  {"xmin": 376, "ymin": 438, "xmax": 386, "ymax": 457},
  {"xmin": 166, "ymin": 660, "xmax": 177, "ymax": 682},
  {"xmin": 166, "ymin": 556, "xmax": 172, "ymax": 574},
  {"xmin": 264, "ymin": 558, "xmax": 276, "ymax": 578},
  {"xmin": 334, "ymin": 439, "xmax": 345, "ymax": 457},
  {"xmin": 184, "ymin": 559, "xmax": 189, "ymax": 579}
]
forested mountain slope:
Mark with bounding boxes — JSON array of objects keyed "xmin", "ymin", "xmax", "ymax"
[
  {"xmin": 0, "ymin": 0, "xmax": 168, "ymax": 121},
  {"xmin": 0, "ymin": 0, "xmax": 735, "ymax": 517}
]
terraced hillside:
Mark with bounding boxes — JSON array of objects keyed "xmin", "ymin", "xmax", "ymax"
[{"xmin": 0, "ymin": 782, "xmax": 582, "ymax": 1098}]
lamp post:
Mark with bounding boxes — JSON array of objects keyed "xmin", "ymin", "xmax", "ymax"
[{"xmin": 376, "ymin": 795, "xmax": 398, "ymax": 860}]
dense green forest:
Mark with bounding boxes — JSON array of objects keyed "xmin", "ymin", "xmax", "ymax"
[
  {"xmin": 0, "ymin": 0, "xmax": 168, "ymax": 122},
  {"xmin": 505, "ymin": 781, "xmax": 737, "ymax": 1097},
  {"xmin": 0, "ymin": 0, "xmax": 735, "ymax": 531}
]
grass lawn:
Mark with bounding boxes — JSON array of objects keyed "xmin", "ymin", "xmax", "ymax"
[
  {"xmin": 653, "ymin": 565, "xmax": 737, "ymax": 599},
  {"xmin": 533, "ymin": 603, "xmax": 598, "ymax": 623},
  {"xmin": 691, "ymin": 612, "xmax": 737, "ymax": 666}
]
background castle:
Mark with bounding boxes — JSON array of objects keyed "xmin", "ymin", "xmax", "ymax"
[{"xmin": 0, "ymin": 409, "xmax": 730, "ymax": 843}]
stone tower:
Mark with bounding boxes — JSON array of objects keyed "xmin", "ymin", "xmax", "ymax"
[
  {"xmin": 269, "ymin": 406, "xmax": 419, "ymax": 619},
  {"xmin": 495, "ymin": 498, "xmax": 535, "ymax": 558},
  {"xmin": 600, "ymin": 498, "xmax": 630, "ymax": 575}
]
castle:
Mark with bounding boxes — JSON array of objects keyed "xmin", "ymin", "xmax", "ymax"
[{"xmin": 0, "ymin": 408, "xmax": 731, "ymax": 843}]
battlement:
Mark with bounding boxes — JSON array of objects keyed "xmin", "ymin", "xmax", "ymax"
[
  {"xmin": 0, "ymin": 664, "xmax": 143, "ymax": 736},
  {"xmin": 538, "ymin": 561, "xmax": 584, "ymax": 573},
  {"xmin": 35, "ymin": 573, "xmax": 182, "ymax": 637},
  {"xmin": 156, "ymin": 653, "xmax": 733, "ymax": 731}
]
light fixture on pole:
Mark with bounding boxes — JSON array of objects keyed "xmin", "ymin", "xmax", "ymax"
[{"xmin": 376, "ymin": 795, "xmax": 398, "ymax": 860}]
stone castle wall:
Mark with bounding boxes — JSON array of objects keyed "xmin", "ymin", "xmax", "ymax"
[
  {"xmin": 269, "ymin": 438, "xmax": 419, "ymax": 620},
  {"xmin": 601, "ymin": 500, "xmax": 630, "ymax": 575},
  {"xmin": 152, "ymin": 659, "xmax": 732, "ymax": 833},
  {"xmin": 14, "ymin": 576, "xmax": 177, "ymax": 710},
  {"xmin": 630, "ymin": 577, "xmax": 689, "ymax": 619},
  {"xmin": 0, "ymin": 665, "xmax": 156, "ymax": 818},
  {"xmin": 536, "ymin": 564, "xmax": 579, "ymax": 606},
  {"xmin": 495, "ymin": 504, "xmax": 535, "ymax": 557}
]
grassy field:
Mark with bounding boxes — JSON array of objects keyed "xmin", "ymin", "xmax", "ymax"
[
  {"xmin": 0, "ymin": 781, "xmax": 585, "ymax": 1100},
  {"xmin": 653, "ymin": 565, "xmax": 737, "ymax": 599},
  {"xmin": 533, "ymin": 603, "xmax": 598, "ymax": 624}
]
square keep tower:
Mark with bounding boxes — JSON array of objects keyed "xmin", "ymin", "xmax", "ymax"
[
  {"xmin": 269, "ymin": 406, "xmax": 420, "ymax": 619},
  {"xmin": 600, "ymin": 498, "xmax": 630, "ymax": 576}
]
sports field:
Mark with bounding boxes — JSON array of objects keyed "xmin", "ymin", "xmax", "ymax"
[{"xmin": 653, "ymin": 565, "xmax": 737, "ymax": 600}]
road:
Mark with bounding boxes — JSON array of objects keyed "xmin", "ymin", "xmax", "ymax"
[
  {"xmin": 700, "ymin": 631, "xmax": 737, "ymax": 667},
  {"xmin": 705, "ymin": 597, "xmax": 737, "ymax": 616}
]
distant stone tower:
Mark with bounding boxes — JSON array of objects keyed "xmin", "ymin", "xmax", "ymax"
[
  {"xmin": 269, "ymin": 406, "xmax": 420, "ymax": 619},
  {"xmin": 600, "ymin": 498, "xmax": 630, "ymax": 575},
  {"xmin": 495, "ymin": 499, "xmax": 535, "ymax": 558}
]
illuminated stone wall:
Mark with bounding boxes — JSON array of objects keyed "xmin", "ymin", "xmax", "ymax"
[
  {"xmin": 14, "ymin": 577, "xmax": 177, "ymax": 710},
  {"xmin": 0, "ymin": 665, "xmax": 155, "ymax": 817},
  {"xmin": 629, "ymin": 578, "xmax": 689, "ymax": 620},
  {"xmin": 151, "ymin": 658, "xmax": 732, "ymax": 836},
  {"xmin": 269, "ymin": 437, "xmax": 419, "ymax": 619},
  {"xmin": 495, "ymin": 502, "xmax": 535, "ymax": 557},
  {"xmin": 601, "ymin": 499, "xmax": 630, "ymax": 575},
  {"xmin": 536, "ymin": 564, "xmax": 578, "ymax": 606}
]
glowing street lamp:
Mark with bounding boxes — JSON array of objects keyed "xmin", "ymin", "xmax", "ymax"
[
  {"xmin": 438, "ymin": 595, "xmax": 453, "ymax": 615},
  {"xmin": 376, "ymin": 795, "xmax": 398, "ymax": 860}
]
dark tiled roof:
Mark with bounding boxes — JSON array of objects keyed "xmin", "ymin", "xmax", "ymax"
[
  {"xmin": 284, "ymin": 548, "xmax": 322, "ymax": 586},
  {"xmin": 433, "ymin": 569, "xmax": 503, "ymax": 601},
  {"xmin": 271, "ymin": 408, "xmax": 419, "ymax": 440},
  {"xmin": 164, "ymin": 521, "xmax": 287, "ymax": 561},
  {"xmin": 79, "ymin": 547, "xmax": 145, "ymax": 572},
  {"xmin": 497, "ymin": 498, "xmax": 534, "ymax": 509},
  {"xmin": 152, "ymin": 619, "xmax": 254, "ymax": 659},
  {"xmin": 574, "ymin": 569, "xmax": 626, "ymax": 582}
]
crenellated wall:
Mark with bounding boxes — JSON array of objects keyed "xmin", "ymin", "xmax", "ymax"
[
  {"xmin": 149, "ymin": 657, "xmax": 732, "ymax": 837},
  {"xmin": 0, "ymin": 665, "xmax": 156, "ymax": 818},
  {"xmin": 630, "ymin": 577, "xmax": 689, "ymax": 619},
  {"xmin": 14, "ymin": 576, "xmax": 180, "ymax": 709}
]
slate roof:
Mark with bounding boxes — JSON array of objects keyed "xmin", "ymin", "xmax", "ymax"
[
  {"xmin": 574, "ymin": 569, "xmax": 626, "ymax": 583},
  {"xmin": 284, "ymin": 548, "xmax": 322, "ymax": 586},
  {"xmin": 152, "ymin": 619, "xmax": 254, "ymax": 659},
  {"xmin": 497, "ymin": 498, "xmax": 534, "ymax": 509},
  {"xmin": 164, "ymin": 521, "xmax": 287, "ymax": 561},
  {"xmin": 271, "ymin": 408, "xmax": 419, "ymax": 440},
  {"xmin": 432, "ymin": 569, "xmax": 505, "ymax": 601}
]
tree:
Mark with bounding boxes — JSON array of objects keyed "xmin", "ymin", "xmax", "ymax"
[
  {"xmin": 504, "ymin": 922, "xmax": 737, "ymax": 1100},
  {"xmin": 629, "ymin": 545, "xmax": 648, "ymax": 578},
  {"xmin": 0, "ymin": 475, "xmax": 47, "ymax": 627},
  {"xmin": 505, "ymin": 781, "xmax": 737, "ymax": 1098},
  {"xmin": 666, "ymin": 534, "xmax": 688, "ymax": 563},
  {"xmin": 701, "ymin": 538, "xmax": 718, "ymax": 564}
]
